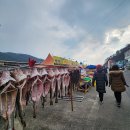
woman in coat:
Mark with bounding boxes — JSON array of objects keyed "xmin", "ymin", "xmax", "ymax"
[
  {"xmin": 109, "ymin": 65, "xmax": 128, "ymax": 107},
  {"xmin": 92, "ymin": 65, "xmax": 108, "ymax": 104}
]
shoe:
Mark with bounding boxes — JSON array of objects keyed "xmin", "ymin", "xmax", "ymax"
[
  {"xmin": 100, "ymin": 101, "xmax": 103, "ymax": 105},
  {"xmin": 117, "ymin": 103, "xmax": 121, "ymax": 107}
]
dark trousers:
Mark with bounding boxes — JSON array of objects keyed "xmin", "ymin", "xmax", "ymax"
[
  {"xmin": 99, "ymin": 92, "xmax": 104, "ymax": 102},
  {"xmin": 114, "ymin": 92, "xmax": 121, "ymax": 104}
]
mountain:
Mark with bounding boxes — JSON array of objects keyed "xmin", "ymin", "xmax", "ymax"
[{"xmin": 0, "ymin": 52, "xmax": 43, "ymax": 63}]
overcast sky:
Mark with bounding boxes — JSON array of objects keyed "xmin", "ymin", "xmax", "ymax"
[{"xmin": 0, "ymin": 0, "xmax": 130, "ymax": 64}]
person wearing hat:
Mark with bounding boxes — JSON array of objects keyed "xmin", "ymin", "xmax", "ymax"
[
  {"xmin": 109, "ymin": 65, "xmax": 129, "ymax": 107},
  {"xmin": 92, "ymin": 65, "xmax": 108, "ymax": 104}
]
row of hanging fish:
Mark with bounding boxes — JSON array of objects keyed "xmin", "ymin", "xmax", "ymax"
[
  {"xmin": 0, "ymin": 67, "xmax": 71, "ymax": 125},
  {"xmin": 0, "ymin": 66, "xmax": 81, "ymax": 130}
]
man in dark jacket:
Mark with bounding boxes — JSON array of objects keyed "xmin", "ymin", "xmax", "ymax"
[{"xmin": 92, "ymin": 65, "xmax": 108, "ymax": 104}]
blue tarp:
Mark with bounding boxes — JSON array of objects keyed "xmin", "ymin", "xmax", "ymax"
[{"xmin": 86, "ymin": 65, "xmax": 96, "ymax": 69}]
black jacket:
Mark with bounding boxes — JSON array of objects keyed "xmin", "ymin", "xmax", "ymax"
[{"xmin": 92, "ymin": 69, "xmax": 108, "ymax": 93}]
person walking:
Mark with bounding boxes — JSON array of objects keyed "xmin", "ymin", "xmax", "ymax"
[
  {"xmin": 92, "ymin": 65, "xmax": 108, "ymax": 104},
  {"xmin": 109, "ymin": 65, "xmax": 128, "ymax": 107}
]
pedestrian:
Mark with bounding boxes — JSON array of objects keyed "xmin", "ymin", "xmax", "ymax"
[
  {"xmin": 92, "ymin": 65, "xmax": 108, "ymax": 104},
  {"xmin": 109, "ymin": 65, "xmax": 129, "ymax": 107}
]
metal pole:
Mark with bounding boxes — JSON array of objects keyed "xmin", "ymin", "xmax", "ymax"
[{"xmin": 70, "ymin": 82, "xmax": 73, "ymax": 111}]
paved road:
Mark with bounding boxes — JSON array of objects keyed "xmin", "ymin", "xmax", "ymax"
[
  {"xmin": 124, "ymin": 70, "xmax": 130, "ymax": 97},
  {"xmin": 0, "ymin": 70, "xmax": 130, "ymax": 130},
  {"xmin": 23, "ymin": 70, "xmax": 130, "ymax": 130}
]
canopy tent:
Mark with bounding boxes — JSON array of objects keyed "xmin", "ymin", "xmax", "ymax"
[
  {"xmin": 41, "ymin": 53, "xmax": 54, "ymax": 65},
  {"xmin": 39, "ymin": 53, "xmax": 80, "ymax": 68}
]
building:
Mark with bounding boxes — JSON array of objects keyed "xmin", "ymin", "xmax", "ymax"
[
  {"xmin": 125, "ymin": 49, "xmax": 130, "ymax": 65},
  {"xmin": 104, "ymin": 44, "xmax": 130, "ymax": 68}
]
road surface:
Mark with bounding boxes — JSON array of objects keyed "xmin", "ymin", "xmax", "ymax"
[{"xmin": 0, "ymin": 70, "xmax": 130, "ymax": 130}]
